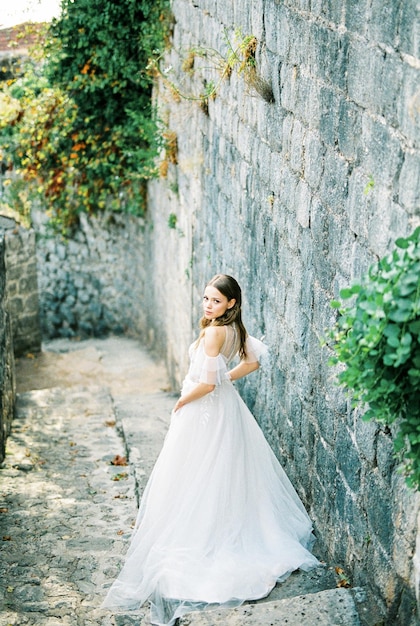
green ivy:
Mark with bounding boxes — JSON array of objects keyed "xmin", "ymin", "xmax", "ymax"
[
  {"xmin": 327, "ymin": 227, "xmax": 420, "ymax": 489},
  {"xmin": 0, "ymin": 0, "xmax": 171, "ymax": 234}
]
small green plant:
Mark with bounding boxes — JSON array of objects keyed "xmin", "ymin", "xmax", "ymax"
[
  {"xmin": 168, "ymin": 213, "xmax": 177, "ymax": 229},
  {"xmin": 326, "ymin": 227, "xmax": 420, "ymax": 490},
  {"xmin": 364, "ymin": 174, "xmax": 375, "ymax": 195}
]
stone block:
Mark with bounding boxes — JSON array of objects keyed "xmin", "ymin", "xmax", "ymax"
[
  {"xmin": 337, "ymin": 99, "xmax": 362, "ymax": 161},
  {"xmin": 18, "ymin": 275, "xmax": 38, "ymax": 294},
  {"xmin": 365, "ymin": 470, "xmax": 394, "ymax": 553},
  {"xmin": 329, "ymin": 221, "xmax": 355, "ymax": 279},
  {"xmin": 367, "ymin": 0, "xmax": 400, "ymax": 48},
  {"xmin": 344, "ymin": 0, "xmax": 369, "ymax": 35},
  {"xmin": 315, "ymin": 437, "xmax": 338, "ymax": 492},
  {"xmin": 367, "ymin": 188, "xmax": 394, "ymax": 257},
  {"xmin": 343, "ymin": 495, "xmax": 369, "ymax": 561},
  {"xmin": 314, "ymin": 392, "xmax": 336, "ymax": 446},
  {"xmin": 377, "ymin": 53, "xmax": 404, "ymax": 126},
  {"xmin": 311, "ymin": 476, "xmax": 329, "ymax": 525},
  {"xmin": 376, "ymin": 429, "xmax": 397, "ymax": 484},
  {"xmin": 304, "ymin": 131, "xmax": 325, "ymax": 191},
  {"xmin": 399, "ymin": 65, "xmax": 420, "ymax": 148},
  {"xmin": 280, "ymin": 63, "xmax": 299, "ymax": 113},
  {"xmin": 310, "ymin": 25, "xmax": 349, "ymax": 91},
  {"xmin": 398, "ymin": 151, "xmax": 420, "ymax": 214},
  {"xmin": 336, "ymin": 422, "xmax": 362, "ymax": 493},
  {"xmin": 289, "ymin": 119, "xmax": 305, "ymax": 174},
  {"xmin": 288, "ymin": 12, "xmax": 311, "ymax": 68},
  {"xmin": 347, "ymin": 41, "xmax": 383, "ymax": 112},
  {"xmin": 24, "ymin": 291, "xmax": 41, "ymax": 313},
  {"xmin": 257, "ymin": 140, "xmax": 272, "ymax": 184},
  {"xmin": 354, "ymin": 414, "xmax": 377, "ymax": 463},
  {"xmin": 9, "ymin": 296, "xmax": 24, "ymax": 315},
  {"xmin": 334, "ymin": 474, "xmax": 351, "ymax": 524},
  {"xmin": 361, "ymin": 116, "xmax": 403, "ymax": 188},
  {"xmin": 249, "ymin": 0, "xmax": 265, "ymax": 40},
  {"xmin": 56, "ymin": 243, "xmax": 67, "ymax": 261},
  {"xmin": 399, "ymin": 0, "xmax": 420, "ymax": 58},
  {"xmin": 318, "ymin": 87, "xmax": 340, "ymax": 148},
  {"xmin": 319, "ymin": 148, "xmax": 349, "ymax": 210},
  {"xmin": 295, "ymin": 179, "xmax": 311, "ymax": 228},
  {"xmin": 346, "ymin": 168, "xmax": 373, "ymax": 238},
  {"xmin": 365, "ymin": 544, "xmax": 398, "ymax": 609}
]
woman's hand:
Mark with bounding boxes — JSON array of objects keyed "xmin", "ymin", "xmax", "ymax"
[
  {"xmin": 173, "ymin": 382, "xmax": 216, "ymax": 412},
  {"xmin": 174, "ymin": 397, "xmax": 185, "ymax": 412}
]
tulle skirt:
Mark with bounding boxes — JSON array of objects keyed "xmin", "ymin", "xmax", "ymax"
[{"xmin": 102, "ymin": 377, "xmax": 321, "ymax": 625}]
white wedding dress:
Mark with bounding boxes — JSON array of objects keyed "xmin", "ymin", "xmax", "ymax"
[{"xmin": 102, "ymin": 324, "xmax": 321, "ymax": 625}]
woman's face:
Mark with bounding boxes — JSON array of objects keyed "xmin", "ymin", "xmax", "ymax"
[{"xmin": 203, "ymin": 286, "xmax": 235, "ymax": 321}]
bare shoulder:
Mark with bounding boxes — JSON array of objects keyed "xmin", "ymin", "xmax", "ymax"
[{"xmin": 203, "ymin": 325, "xmax": 226, "ymax": 356}]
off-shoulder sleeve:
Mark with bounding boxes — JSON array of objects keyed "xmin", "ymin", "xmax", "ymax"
[
  {"xmin": 189, "ymin": 350, "xmax": 227, "ymax": 385},
  {"xmin": 243, "ymin": 336, "xmax": 269, "ymax": 364},
  {"xmin": 197, "ymin": 353, "xmax": 228, "ymax": 385}
]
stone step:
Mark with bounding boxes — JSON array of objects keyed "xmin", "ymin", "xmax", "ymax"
[
  {"xmin": 108, "ymin": 586, "xmax": 365, "ymax": 626},
  {"xmin": 178, "ymin": 587, "xmax": 364, "ymax": 626}
]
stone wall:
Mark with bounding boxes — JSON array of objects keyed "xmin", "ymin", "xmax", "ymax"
[
  {"xmin": 143, "ymin": 1, "xmax": 420, "ymax": 624},
  {"xmin": 2, "ymin": 217, "xmax": 42, "ymax": 357},
  {"xmin": 0, "ymin": 233, "xmax": 15, "ymax": 464},
  {"xmin": 33, "ymin": 210, "xmax": 149, "ymax": 341}
]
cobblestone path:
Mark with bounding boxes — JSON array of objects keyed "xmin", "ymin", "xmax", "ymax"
[{"xmin": 0, "ymin": 338, "xmax": 174, "ymax": 626}]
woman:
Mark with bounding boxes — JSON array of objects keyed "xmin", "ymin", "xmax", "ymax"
[{"xmin": 102, "ymin": 274, "xmax": 321, "ymax": 625}]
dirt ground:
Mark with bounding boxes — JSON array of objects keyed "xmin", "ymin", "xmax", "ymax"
[{"xmin": 15, "ymin": 336, "xmax": 170, "ymax": 396}]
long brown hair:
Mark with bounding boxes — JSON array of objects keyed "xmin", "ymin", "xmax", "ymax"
[{"xmin": 199, "ymin": 274, "xmax": 248, "ymax": 358}]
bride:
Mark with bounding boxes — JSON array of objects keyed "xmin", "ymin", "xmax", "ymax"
[{"xmin": 102, "ymin": 274, "xmax": 321, "ymax": 625}]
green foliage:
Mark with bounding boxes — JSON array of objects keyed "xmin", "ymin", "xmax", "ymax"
[
  {"xmin": 168, "ymin": 213, "xmax": 177, "ymax": 229},
  {"xmin": 327, "ymin": 227, "xmax": 420, "ymax": 489},
  {"xmin": 0, "ymin": 0, "xmax": 171, "ymax": 234}
]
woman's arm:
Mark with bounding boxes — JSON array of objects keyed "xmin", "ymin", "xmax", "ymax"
[
  {"xmin": 174, "ymin": 382, "xmax": 215, "ymax": 411},
  {"xmin": 174, "ymin": 326, "xmax": 225, "ymax": 412},
  {"xmin": 227, "ymin": 360, "xmax": 259, "ymax": 382}
]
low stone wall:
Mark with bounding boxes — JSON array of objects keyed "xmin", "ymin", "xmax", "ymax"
[
  {"xmin": 33, "ymin": 210, "xmax": 149, "ymax": 341},
  {"xmin": 0, "ymin": 233, "xmax": 15, "ymax": 464},
  {"xmin": 2, "ymin": 218, "xmax": 42, "ymax": 357}
]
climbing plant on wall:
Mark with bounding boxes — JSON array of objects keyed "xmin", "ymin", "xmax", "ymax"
[
  {"xmin": 327, "ymin": 227, "xmax": 420, "ymax": 490},
  {"xmin": 0, "ymin": 0, "xmax": 171, "ymax": 234}
]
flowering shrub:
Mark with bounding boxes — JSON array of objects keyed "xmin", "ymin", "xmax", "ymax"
[
  {"xmin": 327, "ymin": 227, "xmax": 420, "ymax": 490},
  {"xmin": 0, "ymin": 0, "xmax": 171, "ymax": 234}
]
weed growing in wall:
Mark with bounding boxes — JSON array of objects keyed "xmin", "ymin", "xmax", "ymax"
[
  {"xmin": 0, "ymin": 0, "xmax": 171, "ymax": 235},
  {"xmin": 154, "ymin": 28, "xmax": 274, "ymax": 111},
  {"xmin": 327, "ymin": 227, "xmax": 420, "ymax": 490}
]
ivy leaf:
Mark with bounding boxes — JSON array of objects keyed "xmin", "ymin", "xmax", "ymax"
[
  {"xmin": 395, "ymin": 237, "xmax": 410, "ymax": 249},
  {"xmin": 340, "ymin": 287, "xmax": 356, "ymax": 299},
  {"xmin": 409, "ymin": 320, "xmax": 420, "ymax": 336}
]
